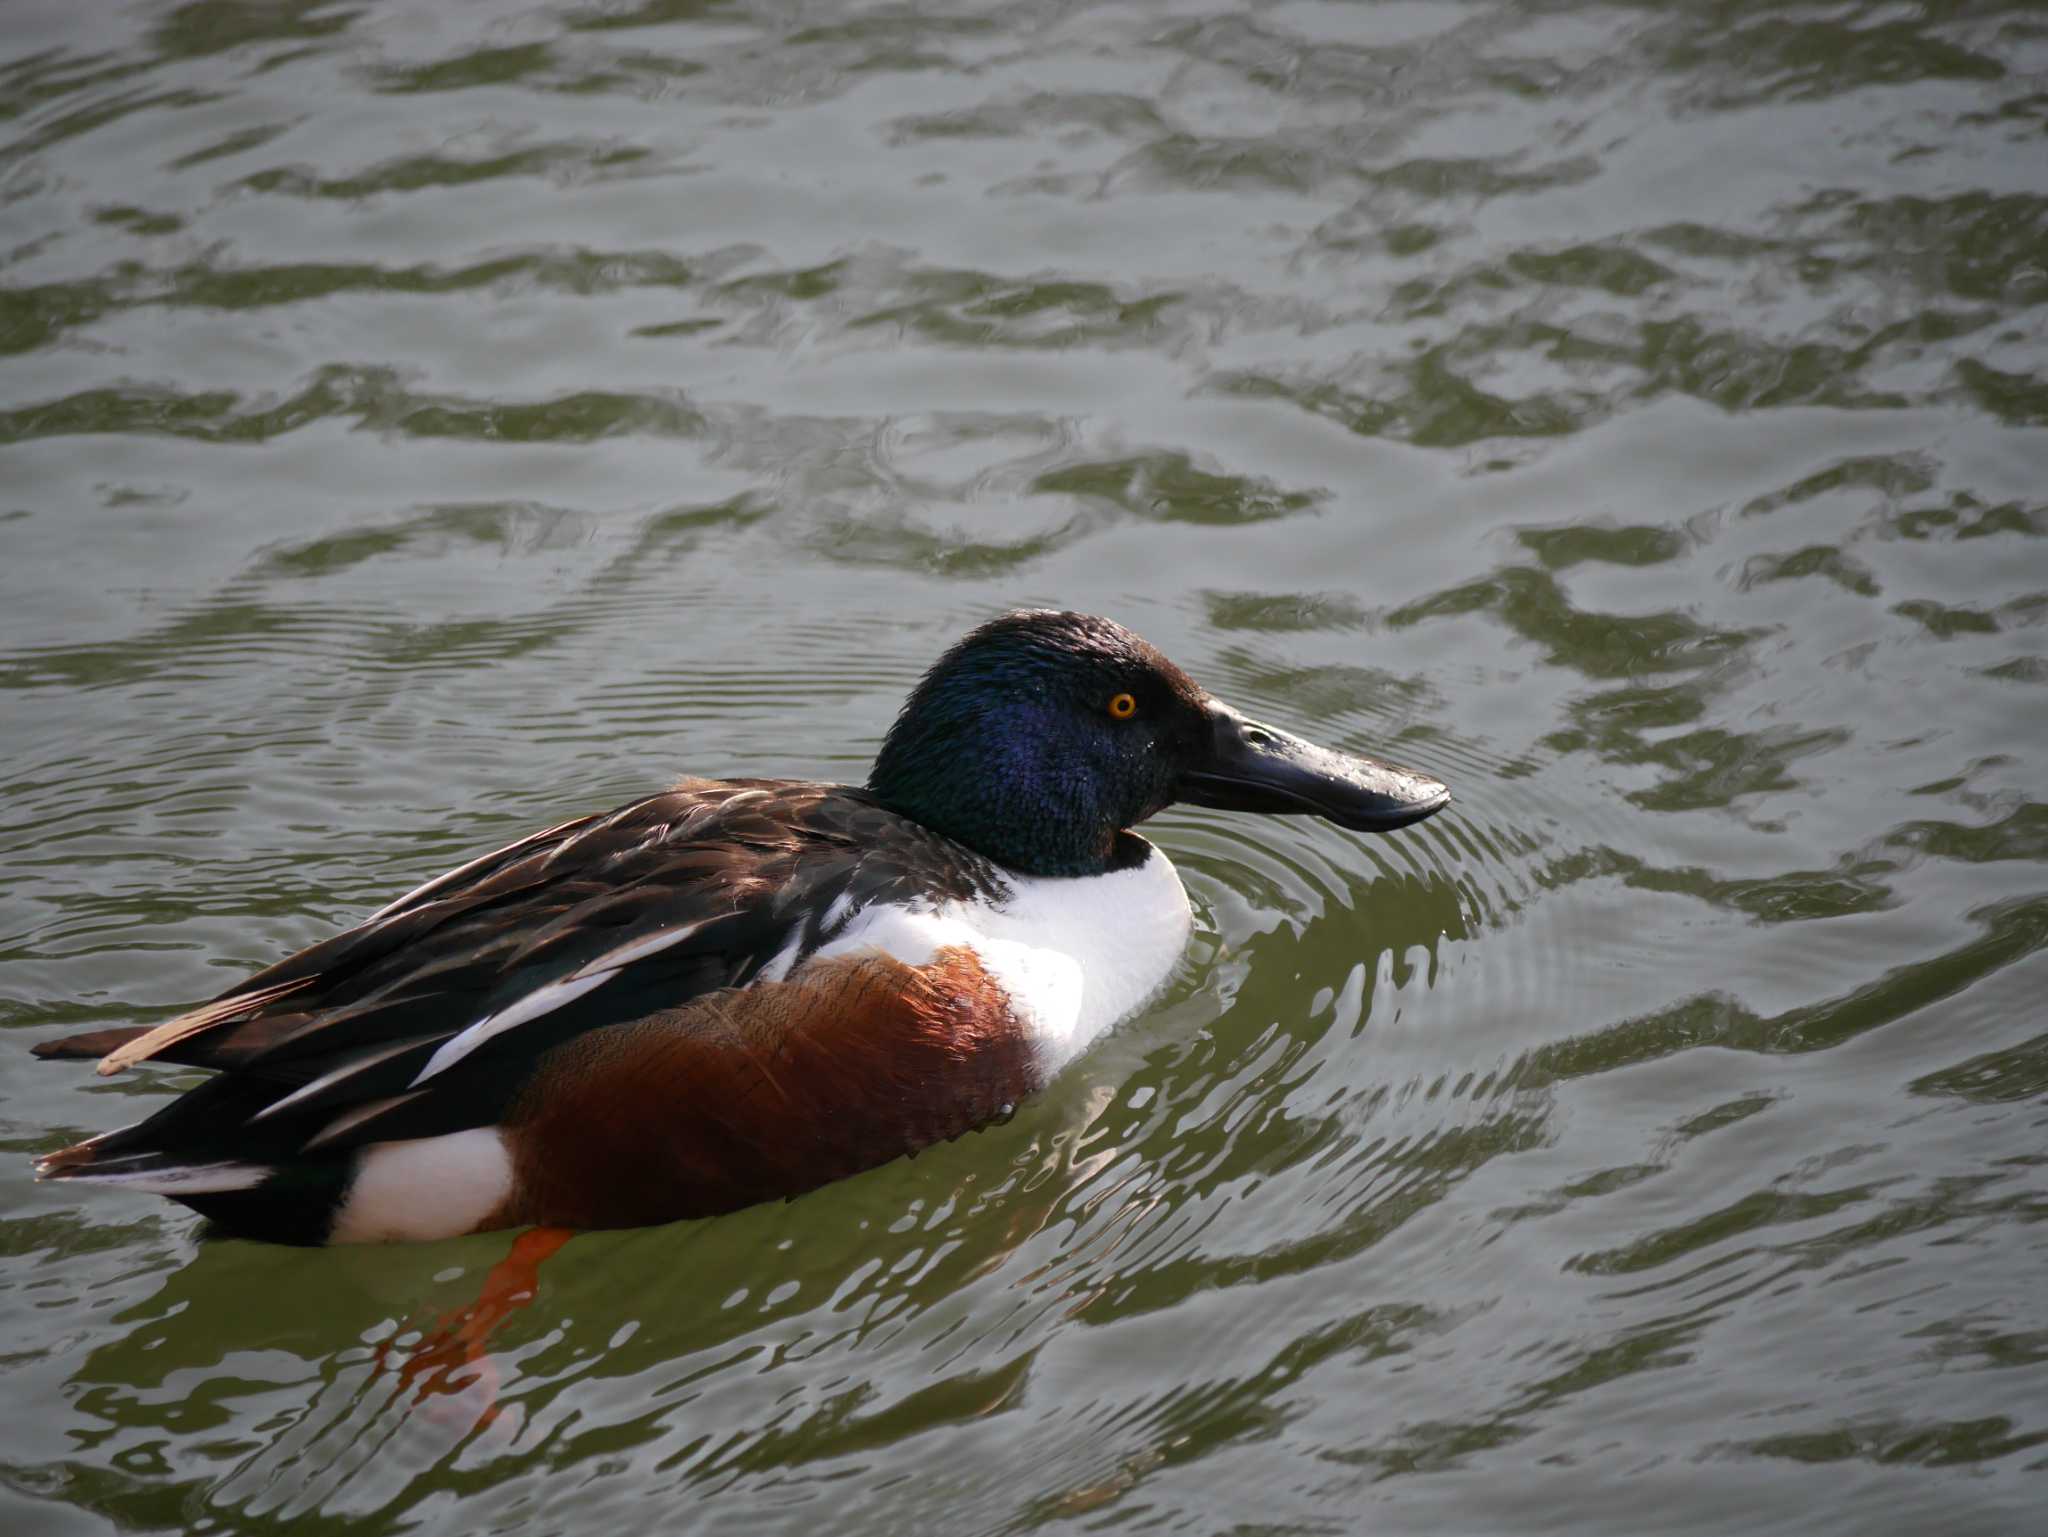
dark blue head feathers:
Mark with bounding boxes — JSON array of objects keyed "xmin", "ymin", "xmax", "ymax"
[{"xmin": 868, "ymin": 611, "xmax": 1209, "ymax": 878}]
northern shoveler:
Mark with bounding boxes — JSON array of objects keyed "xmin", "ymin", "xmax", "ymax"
[{"xmin": 32, "ymin": 610, "xmax": 1449, "ymax": 1245}]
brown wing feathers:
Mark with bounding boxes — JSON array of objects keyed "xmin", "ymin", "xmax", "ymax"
[
  {"xmin": 41, "ymin": 786, "xmax": 784, "ymax": 1080},
  {"xmin": 28, "ymin": 806, "xmax": 616, "ymax": 1072},
  {"xmin": 91, "ymin": 977, "xmax": 319, "ymax": 1076}
]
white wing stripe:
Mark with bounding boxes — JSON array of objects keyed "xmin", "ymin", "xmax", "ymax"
[
  {"xmin": 247, "ymin": 1035, "xmax": 446, "ymax": 1125},
  {"xmin": 395, "ymin": 918, "xmax": 717, "ymax": 1089},
  {"xmin": 567, "ymin": 919, "xmax": 710, "ymax": 979},
  {"xmin": 305, "ymin": 1091, "xmax": 427, "ymax": 1151},
  {"xmin": 410, "ymin": 970, "xmax": 614, "ymax": 1086}
]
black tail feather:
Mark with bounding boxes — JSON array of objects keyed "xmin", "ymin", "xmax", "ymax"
[
  {"xmin": 176, "ymin": 1168, "xmax": 352, "ymax": 1247},
  {"xmin": 31, "ymin": 1026, "xmax": 151, "ymax": 1062}
]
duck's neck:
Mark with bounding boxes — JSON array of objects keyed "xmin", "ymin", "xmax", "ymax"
[
  {"xmin": 866, "ymin": 768, "xmax": 1117, "ymax": 879},
  {"xmin": 867, "ymin": 720, "xmax": 1122, "ymax": 879}
]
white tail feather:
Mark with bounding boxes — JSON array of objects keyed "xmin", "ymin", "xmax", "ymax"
[{"xmin": 44, "ymin": 1161, "xmax": 271, "ymax": 1194}]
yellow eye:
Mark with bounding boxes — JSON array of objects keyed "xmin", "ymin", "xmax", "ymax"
[{"xmin": 1107, "ymin": 692, "xmax": 1138, "ymax": 720}]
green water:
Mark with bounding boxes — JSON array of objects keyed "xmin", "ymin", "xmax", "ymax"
[{"xmin": 3, "ymin": 0, "xmax": 2045, "ymax": 1531}]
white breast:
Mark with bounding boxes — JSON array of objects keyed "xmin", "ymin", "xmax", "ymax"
[{"xmin": 806, "ymin": 839, "xmax": 1193, "ymax": 1073}]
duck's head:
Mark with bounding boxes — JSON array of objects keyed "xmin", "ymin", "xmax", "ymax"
[{"xmin": 868, "ymin": 610, "xmax": 1450, "ymax": 877}]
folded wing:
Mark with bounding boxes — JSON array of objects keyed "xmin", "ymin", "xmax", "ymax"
[{"xmin": 34, "ymin": 780, "xmax": 1006, "ymax": 1190}]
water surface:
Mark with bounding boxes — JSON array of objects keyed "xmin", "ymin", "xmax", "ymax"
[{"xmin": 2, "ymin": 1, "xmax": 2045, "ymax": 1532}]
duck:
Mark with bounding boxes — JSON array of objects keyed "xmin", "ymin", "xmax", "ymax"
[{"xmin": 31, "ymin": 610, "xmax": 1448, "ymax": 1246}]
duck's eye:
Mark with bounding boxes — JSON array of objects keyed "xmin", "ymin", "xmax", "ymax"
[{"xmin": 1107, "ymin": 692, "xmax": 1138, "ymax": 720}]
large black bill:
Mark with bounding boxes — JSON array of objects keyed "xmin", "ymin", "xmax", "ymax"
[{"xmin": 1175, "ymin": 702, "xmax": 1450, "ymax": 833}]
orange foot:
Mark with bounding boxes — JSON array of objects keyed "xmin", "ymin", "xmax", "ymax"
[{"xmin": 375, "ymin": 1225, "xmax": 576, "ymax": 1430}]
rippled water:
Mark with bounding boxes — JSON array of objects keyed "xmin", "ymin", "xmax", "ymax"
[{"xmin": 3, "ymin": 0, "xmax": 2046, "ymax": 1531}]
